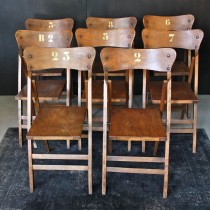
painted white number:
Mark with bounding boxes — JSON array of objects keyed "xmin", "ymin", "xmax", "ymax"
[
  {"xmin": 103, "ymin": 33, "xmax": 108, "ymax": 40},
  {"xmin": 165, "ymin": 19, "xmax": 170, "ymax": 26},
  {"xmin": 52, "ymin": 51, "xmax": 58, "ymax": 61},
  {"xmin": 134, "ymin": 52, "xmax": 141, "ymax": 62},
  {"xmin": 49, "ymin": 22, "xmax": 54, "ymax": 29},
  {"xmin": 48, "ymin": 34, "xmax": 53, "ymax": 43},
  {"xmin": 108, "ymin": 21, "xmax": 113, "ymax": 28},
  {"xmin": 63, "ymin": 52, "xmax": 70, "ymax": 61},
  {"xmin": 38, "ymin": 34, "xmax": 45, "ymax": 42},
  {"xmin": 169, "ymin": 34, "xmax": 175, "ymax": 42}
]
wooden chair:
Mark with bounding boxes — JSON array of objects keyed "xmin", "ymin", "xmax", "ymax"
[
  {"xmin": 24, "ymin": 46, "xmax": 95, "ymax": 194},
  {"xmin": 15, "ymin": 30, "xmax": 73, "ymax": 146},
  {"xmin": 142, "ymin": 28, "xmax": 204, "ymax": 153},
  {"xmin": 25, "ymin": 18, "xmax": 74, "ymax": 78},
  {"xmin": 75, "ymin": 28, "xmax": 135, "ymax": 130},
  {"xmin": 101, "ymin": 47, "xmax": 176, "ymax": 198},
  {"xmin": 25, "ymin": 18, "xmax": 74, "ymax": 31},
  {"xmin": 86, "ymin": 16, "xmax": 137, "ymax": 30},
  {"xmin": 143, "ymin": 14, "xmax": 194, "ymax": 77}
]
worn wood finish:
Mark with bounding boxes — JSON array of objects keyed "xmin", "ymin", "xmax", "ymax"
[
  {"xmin": 82, "ymin": 80, "xmax": 126, "ymax": 103},
  {"xmin": 101, "ymin": 47, "xmax": 175, "ymax": 197},
  {"xmin": 25, "ymin": 18, "xmax": 74, "ymax": 31},
  {"xmin": 142, "ymin": 29, "xmax": 203, "ymax": 50},
  {"xmin": 76, "ymin": 28, "xmax": 135, "ymax": 130},
  {"xmin": 109, "ymin": 108, "xmax": 166, "ymax": 141},
  {"xmin": 142, "ymin": 28, "xmax": 204, "ymax": 154},
  {"xmin": 24, "ymin": 47, "xmax": 95, "ymax": 194},
  {"xmin": 15, "ymin": 30, "xmax": 73, "ymax": 146},
  {"xmin": 143, "ymin": 14, "xmax": 194, "ymax": 30},
  {"xmin": 86, "ymin": 17, "xmax": 137, "ymax": 29},
  {"xmin": 15, "ymin": 80, "xmax": 66, "ymax": 101}
]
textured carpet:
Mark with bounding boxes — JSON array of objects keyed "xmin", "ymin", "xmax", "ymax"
[{"xmin": 1, "ymin": 128, "xmax": 210, "ymax": 210}]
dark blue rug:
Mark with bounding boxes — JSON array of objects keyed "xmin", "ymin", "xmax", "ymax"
[{"xmin": 1, "ymin": 128, "xmax": 210, "ymax": 210}]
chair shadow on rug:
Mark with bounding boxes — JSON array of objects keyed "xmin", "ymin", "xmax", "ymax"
[{"xmin": 0, "ymin": 128, "xmax": 210, "ymax": 209}]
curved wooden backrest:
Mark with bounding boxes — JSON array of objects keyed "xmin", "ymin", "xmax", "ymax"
[
  {"xmin": 100, "ymin": 48, "xmax": 176, "ymax": 72},
  {"xmin": 142, "ymin": 29, "xmax": 204, "ymax": 50},
  {"xmin": 24, "ymin": 47, "xmax": 95, "ymax": 72},
  {"xmin": 86, "ymin": 17, "xmax": 137, "ymax": 29},
  {"xmin": 143, "ymin": 14, "xmax": 194, "ymax": 30},
  {"xmin": 76, "ymin": 28, "xmax": 135, "ymax": 48},
  {"xmin": 16, "ymin": 30, "xmax": 73, "ymax": 55},
  {"xmin": 25, "ymin": 18, "xmax": 74, "ymax": 31}
]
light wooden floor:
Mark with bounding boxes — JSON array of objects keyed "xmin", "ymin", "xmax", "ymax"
[{"xmin": 0, "ymin": 95, "xmax": 210, "ymax": 142}]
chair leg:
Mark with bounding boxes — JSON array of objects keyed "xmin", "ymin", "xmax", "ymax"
[
  {"xmin": 193, "ymin": 103, "xmax": 197, "ymax": 153},
  {"xmin": 102, "ymin": 133, "xmax": 107, "ymax": 195},
  {"xmin": 44, "ymin": 141, "xmax": 50, "ymax": 152},
  {"xmin": 78, "ymin": 139, "xmax": 82, "ymax": 150},
  {"xmin": 142, "ymin": 141, "xmax": 145, "ymax": 153},
  {"xmin": 108, "ymin": 139, "xmax": 112, "ymax": 154},
  {"xmin": 88, "ymin": 134, "xmax": 92, "ymax": 194},
  {"xmin": 180, "ymin": 104, "xmax": 186, "ymax": 119},
  {"xmin": 163, "ymin": 139, "xmax": 170, "ymax": 198},
  {"xmin": 28, "ymin": 139, "xmax": 34, "ymax": 192},
  {"xmin": 128, "ymin": 141, "xmax": 131, "ymax": 152},
  {"xmin": 18, "ymin": 100, "xmax": 23, "ymax": 147},
  {"xmin": 67, "ymin": 140, "xmax": 71, "ymax": 149},
  {"xmin": 153, "ymin": 142, "xmax": 159, "ymax": 156}
]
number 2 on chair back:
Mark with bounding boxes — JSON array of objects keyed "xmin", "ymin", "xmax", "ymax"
[{"xmin": 134, "ymin": 52, "xmax": 141, "ymax": 62}]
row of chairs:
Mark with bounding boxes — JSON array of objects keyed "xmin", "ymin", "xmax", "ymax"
[
  {"xmin": 23, "ymin": 46, "xmax": 176, "ymax": 197},
  {"xmin": 15, "ymin": 15, "xmax": 204, "ymax": 197}
]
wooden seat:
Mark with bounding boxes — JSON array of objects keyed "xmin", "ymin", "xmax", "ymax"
[
  {"xmin": 142, "ymin": 28, "xmax": 204, "ymax": 153},
  {"xmin": 75, "ymin": 28, "xmax": 135, "ymax": 130},
  {"xmin": 143, "ymin": 14, "xmax": 194, "ymax": 77},
  {"xmin": 24, "ymin": 46, "xmax": 95, "ymax": 194},
  {"xmin": 101, "ymin": 47, "xmax": 176, "ymax": 198},
  {"xmin": 15, "ymin": 30, "xmax": 73, "ymax": 146}
]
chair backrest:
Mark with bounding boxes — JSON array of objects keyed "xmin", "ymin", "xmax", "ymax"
[
  {"xmin": 142, "ymin": 29, "xmax": 203, "ymax": 50},
  {"xmin": 24, "ymin": 47, "xmax": 95, "ymax": 72},
  {"xmin": 25, "ymin": 18, "xmax": 74, "ymax": 31},
  {"xmin": 100, "ymin": 48, "xmax": 176, "ymax": 73},
  {"xmin": 16, "ymin": 30, "xmax": 73, "ymax": 55},
  {"xmin": 86, "ymin": 17, "xmax": 137, "ymax": 29},
  {"xmin": 76, "ymin": 28, "xmax": 135, "ymax": 48},
  {"xmin": 143, "ymin": 14, "xmax": 194, "ymax": 30}
]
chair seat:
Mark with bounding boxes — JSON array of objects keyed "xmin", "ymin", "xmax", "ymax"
[
  {"xmin": 154, "ymin": 61, "xmax": 189, "ymax": 76},
  {"xmin": 15, "ymin": 80, "xmax": 66, "ymax": 100},
  {"xmin": 109, "ymin": 108, "xmax": 166, "ymax": 141},
  {"xmin": 27, "ymin": 106, "xmax": 86, "ymax": 140},
  {"xmin": 82, "ymin": 80, "xmax": 126, "ymax": 103},
  {"xmin": 150, "ymin": 81, "xmax": 198, "ymax": 104}
]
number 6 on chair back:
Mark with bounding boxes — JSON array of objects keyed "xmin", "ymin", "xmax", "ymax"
[
  {"xmin": 24, "ymin": 47, "xmax": 95, "ymax": 194},
  {"xmin": 101, "ymin": 47, "xmax": 176, "ymax": 198}
]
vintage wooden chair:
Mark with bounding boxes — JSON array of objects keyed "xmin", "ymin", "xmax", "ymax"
[
  {"xmin": 75, "ymin": 28, "xmax": 135, "ymax": 130},
  {"xmin": 25, "ymin": 18, "xmax": 74, "ymax": 78},
  {"xmin": 142, "ymin": 28, "xmax": 204, "ymax": 153},
  {"xmin": 101, "ymin": 47, "xmax": 176, "ymax": 198},
  {"xmin": 15, "ymin": 30, "xmax": 72, "ymax": 146},
  {"xmin": 143, "ymin": 14, "xmax": 194, "ymax": 77},
  {"xmin": 143, "ymin": 14, "xmax": 195, "ymax": 123},
  {"xmin": 24, "ymin": 46, "xmax": 95, "ymax": 194},
  {"xmin": 86, "ymin": 17, "xmax": 137, "ymax": 150}
]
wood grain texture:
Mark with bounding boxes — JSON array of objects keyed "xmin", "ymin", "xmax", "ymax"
[
  {"xmin": 86, "ymin": 17, "xmax": 137, "ymax": 29},
  {"xmin": 25, "ymin": 18, "xmax": 74, "ymax": 31},
  {"xmin": 109, "ymin": 108, "xmax": 166, "ymax": 141},
  {"xmin": 15, "ymin": 80, "xmax": 66, "ymax": 100},
  {"xmin": 143, "ymin": 14, "xmax": 194, "ymax": 30},
  {"xmin": 149, "ymin": 81, "xmax": 198, "ymax": 104},
  {"xmin": 27, "ymin": 106, "xmax": 86, "ymax": 140}
]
